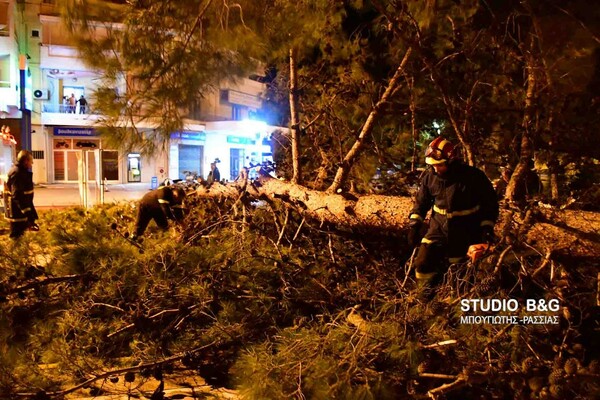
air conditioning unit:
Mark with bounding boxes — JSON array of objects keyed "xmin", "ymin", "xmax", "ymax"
[{"xmin": 33, "ymin": 89, "xmax": 49, "ymax": 100}]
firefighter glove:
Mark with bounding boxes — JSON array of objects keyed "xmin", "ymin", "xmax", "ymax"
[
  {"xmin": 408, "ymin": 222, "xmax": 422, "ymax": 248},
  {"xmin": 481, "ymin": 225, "xmax": 495, "ymax": 244}
]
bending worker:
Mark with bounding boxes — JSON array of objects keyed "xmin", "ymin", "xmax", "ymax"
[
  {"xmin": 408, "ymin": 137, "xmax": 499, "ymax": 293},
  {"xmin": 4, "ymin": 150, "xmax": 39, "ymax": 239},
  {"xmin": 132, "ymin": 185, "xmax": 186, "ymax": 241}
]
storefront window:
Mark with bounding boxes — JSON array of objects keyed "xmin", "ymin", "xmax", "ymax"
[
  {"xmin": 178, "ymin": 144, "xmax": 203, "ymax": 179},
  {"xmin": 102, "ymin": 151, "xmax": 119, "ymax": 181}
]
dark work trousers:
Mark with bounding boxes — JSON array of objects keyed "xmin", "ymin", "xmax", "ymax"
[
  {"xmin": 10, "ymin": 221, "xmax": 29, "ymax": 239},
  {"xmin": 414, "ymin": 242, "xmax": 447, "ymax": 288},
  {"xmin": 134, "ymin": 204, "xmax": 169, "ymax": 237}
]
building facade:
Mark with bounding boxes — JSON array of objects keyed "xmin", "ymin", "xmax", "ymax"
[{"xmin": 0, "ymin": 0, "xmax": 278, "ymax": 186}]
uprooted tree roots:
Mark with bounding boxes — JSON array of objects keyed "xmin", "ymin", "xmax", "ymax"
[{"xmin": 0, "ymin": 198, "xmax": 598, "ymax": 399}]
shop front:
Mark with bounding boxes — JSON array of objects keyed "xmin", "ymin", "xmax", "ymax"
[
  {"xmin": 169, "ymin": 131, "xmax": 206, "ymax": 181},
  {"xmin": 51, "ymin": 127, "xmax": 120, "ymax": 183}
]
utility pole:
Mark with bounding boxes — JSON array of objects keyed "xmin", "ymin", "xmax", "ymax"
[{"xmin": 19, "ymin": 54, "xmax": 31, "ymax": 151}]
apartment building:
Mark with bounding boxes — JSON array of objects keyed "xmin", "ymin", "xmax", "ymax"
[{"xmin": 0, "ymin": 0, "xmax": 276, "ymax": 185}]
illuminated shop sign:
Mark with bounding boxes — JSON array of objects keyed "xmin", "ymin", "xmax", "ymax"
[
  {"xmin": 55, "ymin": 127, "xmax": 96, "ymax": 136},
  {"xmin": 227, "ymin": 135, "xmax": 256, "ymax": 145},
  {"xmin": 170, "ymin": 132, "xmax": 206, "ymax": 141}
]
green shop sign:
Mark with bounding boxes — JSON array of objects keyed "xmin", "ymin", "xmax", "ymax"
[{"xmin": 227, "ymin": 135, "xmax": 256, "ymax": 145}]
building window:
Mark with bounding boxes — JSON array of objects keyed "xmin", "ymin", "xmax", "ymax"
[
  {"xmin": 178, "ymin": 144, "xmax": 203, "ymax": 180},
  {"xmin": 232, "ymin": 104, "xmax": 245, "ymax": 121},
  {"xmin": 0, "ymin": 3, "xmax": 9, "ymax": 37}
]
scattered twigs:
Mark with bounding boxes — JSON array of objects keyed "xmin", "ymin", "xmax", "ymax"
[
  {"xmin": 14, "ymin": 340, "xmax": 219, "ymax": 398},
  {"xmin": 531, "ymin": 250, "xmax": 553, "ymax": 278},
  {"xmin": 419, "ymin": 373, "xmax": 458, "ymax": 380},
  {"xmin": 427, "ymin": 376, "xmax": 467, "ymax": 399},
  {"xmin": 484, "ymin": 324, "xmax": 513, "ymax": 352},
  {"xmin": 276, "ymin": 209, "xmax": 290, "ymax": 246},
  {"xmin": 401, "ymin": 248, "xmax": 417, "ymax": 289},
  {"xmin": 3, "ymin": 274, "xmax": 88, "ymax": 296},
  {"xmin": 107, "ymin": 305, "xmax": 199, "ymax": 338},
  {"xmin": 289, "ymin": 217, "xmax": 306, "ymax": 250},
  {"xmin": 493, "ymin": 245, "xmax": 512, "ymax": 275},
  {"xmin": 421, "ymin": 339, "xmax": 458, "ymax": 349}
]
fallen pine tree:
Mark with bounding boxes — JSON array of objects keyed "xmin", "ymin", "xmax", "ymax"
[{"xmin": 0, "ymin": 181, "xmax": 597, "ymax": 399}]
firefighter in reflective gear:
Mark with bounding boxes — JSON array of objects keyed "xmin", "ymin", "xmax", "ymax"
[
  {"xmin": 4, "ymin": 150, "xmax": 39, "ymax": 238},
  {"xmin": 131, "ymin": 186, "xmax": 186, "ymax": 240},
  {"xmin": 408, "ymin": 137, "xmax": 498, "ymax": 293}
]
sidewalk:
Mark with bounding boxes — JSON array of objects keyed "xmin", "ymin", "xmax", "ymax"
[{"xmin": 34, "ymin": 182, "xmax": 152, "ymax": 209}]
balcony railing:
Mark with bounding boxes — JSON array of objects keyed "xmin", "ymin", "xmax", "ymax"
[{"xmin": 42, "ymin": 103, "xmax": 90, "ymax": 114}]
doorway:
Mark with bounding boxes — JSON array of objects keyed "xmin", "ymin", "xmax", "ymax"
[{"xmin": 230, "ymin": 148, "xmax": 244, "ymax": 181}]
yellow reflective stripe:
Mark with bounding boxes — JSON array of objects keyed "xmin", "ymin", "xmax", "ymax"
[
  {"xmin": 23, "ymin": 190, "xmax": 34, "ymax": 195},
  {"xmin": 433, "ymin": 204, "xmax": 480, "ymax": 218},
  {"xmin": 416, "ymin": 271, "xmax": 437, "ymax": 280},
  {"xmin": 437, "ymin": 139, "xmax": 449, "ymax": 151},
  {"xmin": 449, "ymin": 257, "xmax": 465, "ymax": 263},
  {"xmin": 409, "ymin": 213, "xmax": 423, "ymax": 222},
  {"xmin": 21, "ymin": 207, "xmax": 31, "ymax": 213},
  {"xmin": 171, "ymin": 205, "xmax": 185, "ymax": 209},
  {"xmin": 480, "ymin": 220, "xmax": 494, "ymax": 227},
  {"xmin": 421, "ymin": 238, "xmax": 434, "ymax": 244},
  {"xmin": 158, "ymin": 199, "xmax": 169, "ymax": 204},
  {"xmin": 5, "ymin": 217, "xmax": 28, "ymax": 222}
]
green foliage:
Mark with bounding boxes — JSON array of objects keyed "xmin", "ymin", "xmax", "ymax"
[
  {"xmin": 62, "ymin": 1, "xmax": 600, "ymax": 199},
  {"xmin": 1, "ymin": 197, "xmax": 599, "ymax": 397}
]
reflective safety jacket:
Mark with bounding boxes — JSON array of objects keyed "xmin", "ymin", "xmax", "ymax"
[
  {"xmin": 409, "ymin": 161, "xmax": 498, "ymax": 259},
  {"xmin": 3, "ymin": 164, "xmax": 38, "ymax": 223}
]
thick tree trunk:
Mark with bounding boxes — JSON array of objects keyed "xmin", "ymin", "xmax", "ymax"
[
  {"xmin": 289, "ymin": 48, "xmax": 301, "ymax": 184},
  {"xmin": 327, "ymin": 47, "xmax": 412, "ymax": 193},
  {"xmin": 194, "ymin": 176, "xmax": 599, "ymax": 259},
  {"xmin": 198, "ymin": 175, "xmax": 413, "ymax": 232}
]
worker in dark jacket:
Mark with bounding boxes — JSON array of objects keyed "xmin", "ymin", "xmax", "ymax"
[
  {"xmin": 3, "ymin": 150, "xmax": 39, "ymax": 238},
  {"xmin": 131, "ymin": 186, "xmax": 186, "ymax": 240},
  {"xmin": 408, "ymin": 137, "xmax": 499, "ymax": 292}
]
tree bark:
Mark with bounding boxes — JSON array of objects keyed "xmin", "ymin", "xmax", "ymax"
[
  {"xmin": 289, "ymin": 47, "xmax": 302, "ymax": 184},
  {"xmin": 505, "ymin": 38, "xmax": 537, "ymax": 202},
  {"xmin": 531, "ymin": 11, "xmax": 561, "ymax": 202},
  {"xmin": 407, "ymin": 74, "xmax": 419, "ymax": 172},
  {"xmin": 327, "ymin": 47, "xmax": 412, "ymax": 193},
  {"xmin": 199, "ymin": 176, "xmax": 413, "ymax": 232},
  {"xmin": 194, "ymin": 177, "xmax": 599, "ymax": 260}
]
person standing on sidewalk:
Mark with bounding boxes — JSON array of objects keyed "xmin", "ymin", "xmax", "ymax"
[{"xmin": 3, "ymin": 150, "xmax": 39, "ymax": 238}]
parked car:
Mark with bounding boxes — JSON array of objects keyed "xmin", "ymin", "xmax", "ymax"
[{"xmin": 76, "ymin": 141, "xmax": 97, "ymax": 148}]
